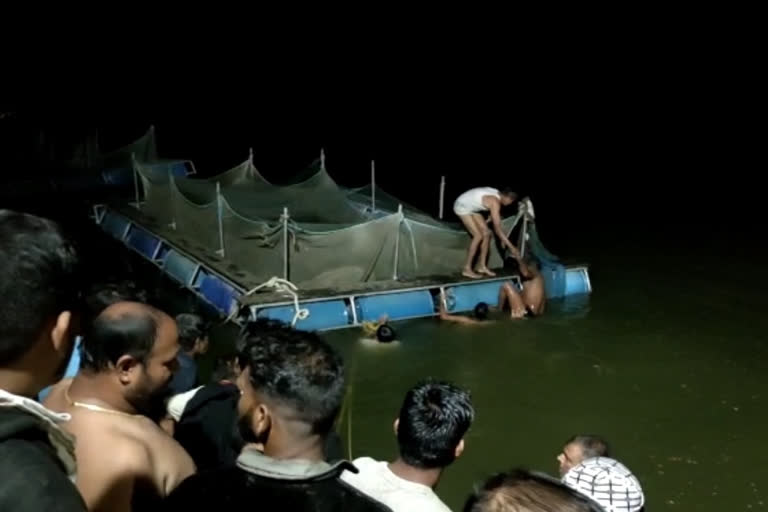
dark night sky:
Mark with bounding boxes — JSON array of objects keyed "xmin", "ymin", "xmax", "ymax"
[{"xmin": 1, "ymin": 31, "xmax": 760, "ymax": 252}]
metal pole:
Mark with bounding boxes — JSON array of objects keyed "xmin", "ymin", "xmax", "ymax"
[
  {"xmin": 371, "ymin": 160, "xmax": 376, "ymax": 213},
  {"xmin": 438, "ymin": 175, "xmax": 446, "ymax": 219},
  {"xmin": 393, "ymin": 204, "xmax": 402, "ymax": 280},
  {"xmin": 168, "ymin": 169, "xmax": 176, "ymax": 230},
  {"xmin": 282, "ymin": 207, "xmax": 289, "ymax": 280},
  {"xmin": 216, "ymin": 182, "xmax": 225, "ymax": 257},
  {"xmin": 131, "ymin": 153, "xmax": 141, "ymax": 210},
  {"xmin": 320, "ymin": 148, "xmax": 326, "ymax": 171},
  {"xmin": 519, "ymin": 214, "xmax": 528, "ymax": 260}
]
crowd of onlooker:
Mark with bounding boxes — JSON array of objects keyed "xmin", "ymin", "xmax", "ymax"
[{"xmin": 0, "ymin": 209, "xmax": 645, "ymax": 511}]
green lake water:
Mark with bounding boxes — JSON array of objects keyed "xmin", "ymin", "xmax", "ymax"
[{"xmin": 196, "ymin": 228, "xmax": 766, "ymax": 511}]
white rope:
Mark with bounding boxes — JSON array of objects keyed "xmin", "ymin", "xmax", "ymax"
[{"xmin": 243, "ymin": 277, "xmax": 309, "ymax": 326}]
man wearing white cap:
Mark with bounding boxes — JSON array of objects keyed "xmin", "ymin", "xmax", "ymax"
[{"xmin": 563, "ymin": 457, "xmax": 645, "ymax": 512}]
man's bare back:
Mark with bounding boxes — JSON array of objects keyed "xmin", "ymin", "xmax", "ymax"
[{"xmin": 45, "ymin": 379, "xmax": 195, "ymax": 512}]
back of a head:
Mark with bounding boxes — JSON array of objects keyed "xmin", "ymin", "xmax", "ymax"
[
  {"xmin": 80, "ymin": 302, "xmax": 160, "ymax": 372},
  {"xmin": 501, "ymin": 187, "xmax": 518, "ymax": 200},
  {"xmin": 568, "ymin": 435, "xmax": 611, "ymax": 460},
  {"xmin": 0, "ymin": 209, "xmax": 80, "ymax": 365},
  {"xmin": 83, "ymin": 280, "xmax": 149, "ymax": 326},
  {"xmin": 474, "ymin": 302, "xmax": 490, "ymax": 320},
  {"xmin": 210, "ymin": 353, "xmax": 239, "ymax": 383},
  {"xmin": 176, "ymin": 313, "xmax": 208, "ymax": 352},
  {"xmin": 465, "ymin": 469, "xmax": 603, "ymax": 512},
  {"xmin": 376, "ymin": 324, "xmax": 396, "ymax": 343},
  {"xmin": 397, "ymin": 379, "xmax": 474, "ymax": 469},
  {"xmin": 238, "ymin": 321, "xmax": 345, "ymax": 435}
]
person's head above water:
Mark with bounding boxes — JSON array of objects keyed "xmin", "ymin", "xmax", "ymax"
[
  {"xmin": 474, "ymin": 302, "xmax": 490, "ymax": 320},
  {"xmin": 0, "ymin": 209, "xmax": 81, "ymax": 395},
  {"xmin": 558, "ymin": 435, "xmax": 611, "ymax": 476},
  {"xmin": 376, "ymin": 324, "xmax": 397, "ymax": 343},
  {"xmin": 395, "ymin": 379, "xmax": 474, "ymax": 470},
  {"xmin": 236, "ymin": 321, "xmax": 345, "ymax": 459},
  {"xmin": 463, "ymin": 468, "xmax": 603, "ymax": 512},
  {"xmin": 500, "ymin": 187, "xmax": 518, "ymax": 206},
  {"xmin": 79, "ymin": 301, "xmax": 180, "ymax": 415}
]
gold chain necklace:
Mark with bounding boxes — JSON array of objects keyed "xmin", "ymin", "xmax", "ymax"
[{"xmin": 64, "ymin": 385, "xmax": 137, "ymax": 418}]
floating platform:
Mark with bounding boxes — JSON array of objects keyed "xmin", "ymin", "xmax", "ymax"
[{"xmin": 94, "ymin": 204, "xmax": 591, "ymax": 331}]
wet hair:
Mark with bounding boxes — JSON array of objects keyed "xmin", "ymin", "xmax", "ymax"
[
  {"xmin": 80, "ymin": 306, "xmax": 160, "ymax": 372},
  {"xmin": 397, "ymin": 379, "xmax": 474, "ymax": 469},
  {"xmin": 463, "ymin": 468, "xmax": 603, "ymax": 512},
  {"xmin": 176, "ymin": 313, "xmax": 208, "ymax": 352},
  {"xmin": 474, "ymin": 302, "xmax": 490, "ymax": 320},
  {"xmin": 565, "ymin": 435, "xmax": 611, "ymax": 459},
  {"xmin": 376, "ymin": 324, "xmax": 396, "ymax": 343},
  {"xmin": 237, "ymin": 319, "xmax": 345, "ymax": 435},
  {"xmin": 0, "ymin": 210, "xmax": 80, "ymax": 365},
  {"xmin": 500, "ymin": 187, "xmax": 518, "ymax": 200}
]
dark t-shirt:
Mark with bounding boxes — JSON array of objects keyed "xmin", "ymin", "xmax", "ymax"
[
  {"xmin": 168, "ymin": 352, "xmax": 198, "ymax": 395},
  {"xmin": 0, "ymin": 409, "xmax": 87, "ymax": 512}
]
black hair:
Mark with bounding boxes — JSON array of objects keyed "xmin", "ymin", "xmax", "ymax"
[
  {"xmin": 0, "ymin": 210, "xmax": 80, "ymax": 365},
  {"xmin": 237, "ymin": 319, "xmax": 345, "ymax": 435},
  {"xmin": 176, "ymin": 313, "xmax": 208, "ymax": 352},
  {"xmin": 397, "ymin": 379, "xmax": 474, "ymax": 469},
  {"xmin": 500, "ymin": 187, "xmax": 518, "ymax": 199},
  {"xmin": 565, "ymin": 435, "xmax": 611, "ymax": 459},
  {"xmin": 463, "ymin": 468, "xmax": 603, "ymax": 512},
  {"xmin": 474, "ymin": 302, "xmax": 489, "ymax": 320},
  {"xmin": 376, "ymin": 324, "xmax": 396, "ymax": 343},
  {"xmin": 83, "ymin": 280, "xmax": 149, "ymax": 328},
  {"xmin": 210, "ymin": 353, "xmax": 239, "ymax": 383},
  {"xmin": 80, "ymin": 308, "xmax": 159, "ymax": 372}
]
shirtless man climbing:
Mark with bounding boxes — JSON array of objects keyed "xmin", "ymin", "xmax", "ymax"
[
  {"xmin": 453, "ymin": 186, "xmax": 519, "ymax": 278},
  {"xmin": 500, "ymin": 256, "xmax": 547, "ymax": 317},
  {"xmin": 45, "ymin": 302, "xmax": 195, "ymax": 512}
]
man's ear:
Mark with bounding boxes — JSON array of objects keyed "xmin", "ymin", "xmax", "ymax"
[
  {"xmin": 115, "ymin": 355, "xmax": 141, "ymax": 385},
  {"xmin": 252, "ymin": 403, "xmax": 271, "ymax": 441},
  {"xmin": 393, "ymin": 418, "xmax": 400, "ymax": 436},
  {"xmin": 50, "ymin": 311, "xmax": 73, "ymax": 354},
  {"xmin": 454, "ymin": 438, "xmax": 465, "ymax": 459}
]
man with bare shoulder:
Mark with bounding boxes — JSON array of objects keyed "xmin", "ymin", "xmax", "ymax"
[
  {"xmin": 453, "ymin": 186, "xmax": 519, "ymax": 279},
  {"xmin": 44, "ymin": 302, "xmax": 195, "ymax": 512}
]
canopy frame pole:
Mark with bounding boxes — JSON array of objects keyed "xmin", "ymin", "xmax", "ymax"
[
  {"xmin": 131, "ymin": 152, "xmax": 141, "ymax": 210},
  {"xmin": 393, "ymin": 204, "xmax": 403, "ymax": 280},
  {"xmin": 215, "ymin": 182, "xmax": 225, "ymax": 257},
  {"xmin": 282, "ymin": 207, "xmax": 290, "ymax": 280},
  {"xmin": 320, "ymin": 148, "xmax": 326, "ymax": 171},
  {"xmin": 518, "ymin": 213, "xmax": 528, "ymax": 260},
  {"xmin": 167, "ymin": 168, "xmax": 177, "ymax": 230},
  {"xmin": 371, "ymin": 160, "xmax": 376, "ymax": 213},
  {"xmin": 438, "ymin": 175, "xmax": 446, "ymax": 219}
]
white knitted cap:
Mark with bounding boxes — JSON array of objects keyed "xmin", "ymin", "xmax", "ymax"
[{"xmin": 563, "ymin": 457, "xmax": 645, "ymax": 512}]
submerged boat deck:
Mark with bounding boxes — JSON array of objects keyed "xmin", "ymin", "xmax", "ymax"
[{"xmin": 98, "ymin": 204, "xmax": 591, "ymax": 330}]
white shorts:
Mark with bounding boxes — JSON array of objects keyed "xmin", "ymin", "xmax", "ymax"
[{"xmin": 453, "ymin": 200, "xmax": 478, "ymax": 216}]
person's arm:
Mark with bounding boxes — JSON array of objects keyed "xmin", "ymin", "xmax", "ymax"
[
  {"xmin": 438, "ymin": 295, "xmax": 483, "ymax": 325},
  {"xmin": 487, "ymin": 198, "xmax": 520, "ymax": 258}
]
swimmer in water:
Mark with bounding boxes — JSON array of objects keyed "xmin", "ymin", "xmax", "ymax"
[
  {"xmin": 517, "ymin": 255, "xmax": 546, "ymax": 316},
  {"xmin": 361, "ymin": 315, "xmax": 398, "ymax": 344},
  {"xmin": 438, "ymin": 292, "xmax": 495, "ymax": 325}
]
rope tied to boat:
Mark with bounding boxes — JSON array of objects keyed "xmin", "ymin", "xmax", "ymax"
[{"xmin": 243, "ymin": 277, "xmax": 309, "ymax": 326}]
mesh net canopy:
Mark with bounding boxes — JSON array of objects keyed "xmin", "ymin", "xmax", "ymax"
[{"xmin": 134, "ymin": 154, "xmax": 523, "ymax": 290}]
